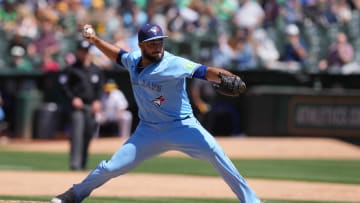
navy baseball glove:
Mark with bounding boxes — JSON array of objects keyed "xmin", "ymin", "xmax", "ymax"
[{"xmin": 213, "ymin": 73, "xmax": 246, "ymax": 96}]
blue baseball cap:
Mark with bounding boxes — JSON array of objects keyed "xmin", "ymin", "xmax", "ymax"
[{"xmin": 138, "ymin": 24, "xmax": 168, "ymax": 42}]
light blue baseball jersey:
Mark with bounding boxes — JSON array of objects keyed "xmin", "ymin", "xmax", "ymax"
[
  {"xmin": 117, "ymin": 50, "xmax": 201, "ymax": 123},
  {"xmin": 71, "ymin": 49, "xmax": 261, "ymax": 203}
]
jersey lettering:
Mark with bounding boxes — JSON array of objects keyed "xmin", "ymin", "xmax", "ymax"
[{"xmin": 131, "ymin": 78, "xmax": 162, "ymax": 92}]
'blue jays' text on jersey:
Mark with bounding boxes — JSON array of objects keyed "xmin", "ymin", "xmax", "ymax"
[{"xmin": 117, "ymin": 51, "xmax": 202, "ymax": 123}]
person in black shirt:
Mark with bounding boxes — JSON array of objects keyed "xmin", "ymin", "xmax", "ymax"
[{"xmin": 59, "ymin": 40, "xmax": 105, "ymax": 170}]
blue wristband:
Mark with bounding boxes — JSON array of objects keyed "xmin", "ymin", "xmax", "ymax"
[{"xmin": 193, "ymin": 65, "xmax": 208, "ymax": 80}]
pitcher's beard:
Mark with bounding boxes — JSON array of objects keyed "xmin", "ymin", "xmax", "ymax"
[{"xmin": 143, "ymin": 50, "xmax": 164, "ymax": 63}]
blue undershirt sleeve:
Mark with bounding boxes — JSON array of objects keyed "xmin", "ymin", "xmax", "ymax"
[{"xmin": 193, "ymin": 65, "xmax": 208, "ymax": 80}]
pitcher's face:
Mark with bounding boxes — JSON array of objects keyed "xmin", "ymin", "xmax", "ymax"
[{"xmin": 139, "ymin": 39, "xmax": 164, "ymax": 62}]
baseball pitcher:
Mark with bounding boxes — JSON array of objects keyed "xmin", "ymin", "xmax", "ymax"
[{"xmin": 51, "ymin": 23, "xmax": 260, "ymax": 203}]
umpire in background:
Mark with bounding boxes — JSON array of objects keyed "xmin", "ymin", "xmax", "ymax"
[{"xmin": 59, "ymin": 40, "xmax": 105, "ymax": 170}]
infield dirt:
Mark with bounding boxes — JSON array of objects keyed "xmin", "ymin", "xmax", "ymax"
[{"xmin": 1, "ymin": 136, "xmax": 360, "ymax": 202}]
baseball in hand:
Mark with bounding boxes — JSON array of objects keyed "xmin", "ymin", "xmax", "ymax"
[{"xmin": 83, "ymin": 27, "xmax": 94, "ymax": 37}]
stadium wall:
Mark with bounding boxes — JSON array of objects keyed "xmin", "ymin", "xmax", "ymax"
[{"xmin": 1, "ymin": 70, "xmax": 360, "ymax": 138}]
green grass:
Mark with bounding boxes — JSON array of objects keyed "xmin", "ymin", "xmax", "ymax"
[
  {"xmin": 0, "ymin": 196, "xmax": 354, "ymax": 203},
  {"xmin": 0, "ymin": 150, "xmax": 360, "ymax": 184}
]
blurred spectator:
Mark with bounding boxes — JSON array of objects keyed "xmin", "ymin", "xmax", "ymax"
[
  {"xmin": 108, "ymin": 28, "xmax": 134, "ymax": 69},
  {"xmin": 300, "ymin": 0, "xmax": 338, "ymax": 27},
  {"xmin": 259, "ymin": 0, "xmax": 280, "ymax": 28},
  {"xmin": 87, "ymin": 0, "xmax": 107, "ymax": 37},
  {"xmin": 212, "ymin": 28, "xmax": 258, "ymax": 70},
  {"xmin": 279, "ymin": 24, "xmax": 308, "ymax": 72},
  {"xmin": 232, "ymin": 0, "xmax": 265, "ymax": 34},
  {"xmin": 112, "ymin": 28, "xmax": 132, "ymax": 51},
  {"xmin": 0, "ymin": 0, "xmax": 18, "ymax": 33},
  {"xmin": 211, "ymin": 0, "xmax": 238, "ymax": 23},
  {"xmin": 69, "ymin": 0, "xmax": 89, "ymax": 27},
  {"xmin": 281, "ymin": 0, "xmax": 304, "ymax": 25},
  {"xmin": 96, "ymin": 80, "xmax": 133, "ymax": 138},
  {"xmin": 88, "ymin": 46, "xmax": 113, "ymax": 70},
  {"xmin": 27, "ymin": 8, "xmax": 60, "ymax": 72},
  {"xmin": 102, "ymin": 7, "xmax": 123, "ymax": 41},
  {"xmin": 122, "ymin": 0, "xmax": 148, "ymax": 31},
  {"xmin": 333, "ymin": 0, "xmax": 353, "ymax": 24},
  {"xmin": 16, "ymin": 3, "xmax": 38, "ymax": 40},
  {"xmin": 302, "ymin": 0, "xmax": 324, "ymax": 25},
  {"xmin": 165, "ymin": 3, "xmax": 187, "ymax": 40},
  {"xmin": 212, "ymin": 32, "xmax": 233, "ymax": 68},
  {"xmin": 6, "ymin": 32, "xmax": 32, "ymax": 70},
  {"xmin": 144, "ymin": 0, "xmax": 168, "ymax": 31},
  {"xmin": 55, "ymin": 1, "xmax": 78, "ymax": 39},
  {"xmin": 229, "ymin": 27, "xmax": 258, "ymax": 70},
  {"xmin": 318, "ymin": 32, "xmax": 357, "ymax": 73},
  {"xmin": 1, "ymin": 0, "xmax": 360, "ymax": 75},
  {"xmin": 165, "ymin": 0, "xmax": 203, "ymax": 39},
  {"xmin": 87, "ymin": 27, "xmax": 135, "ymax": 70},
  {"xmin": 352, "ymin": 0, "xmax": 360, "ymax": 10},
  {"xmin": 164, "ymin": 0, "xmax": 219, "ymax": 40},
  {"xmin": 186, "ymin": 0, "xmax": 219, "ymax": 35},
  {"xmin": 9, "ymin": 45, "xmax": 33, "ymax": 72},
  {"xmin": 319, "ymin": 0, "xmax": 338, "ymax": 26},
  {"xmin": 252, "ymin": 28, "xmax": 280, "ymax": 69}
]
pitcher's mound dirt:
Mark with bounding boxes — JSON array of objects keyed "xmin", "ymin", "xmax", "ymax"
[
  {"xmin": 0, "ymin": 201, "xmax": 47, "ymax": 203},
  {"xmin": 1, "ymin": 136, "xmax": 360, "ymax": 202}
]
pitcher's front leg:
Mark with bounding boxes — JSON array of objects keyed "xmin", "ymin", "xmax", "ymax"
[{"xmin": 71, "ymin": 135, "xmax": 164, "ymax": 202}]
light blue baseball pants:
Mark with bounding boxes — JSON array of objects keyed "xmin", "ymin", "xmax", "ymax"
[{"xmin": 72, "ymin": 117, "xmax": 260, "ymax": 203}]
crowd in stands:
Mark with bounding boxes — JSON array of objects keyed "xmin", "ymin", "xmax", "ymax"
[{"xmin": 1, "ymin": 0, "xmax": 360, "ymax": 74}]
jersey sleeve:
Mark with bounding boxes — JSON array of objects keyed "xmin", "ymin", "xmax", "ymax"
[
  {"xmin": 115, "ymin": 49, "xmax": 128, "ymax": 70},
  {"xmin": 116, "ymin": 50, "xmax": 141, "ymax": 71},
  {"xmin": 171, "ymin": 56, "xmax": 203, "ymax": 78}
]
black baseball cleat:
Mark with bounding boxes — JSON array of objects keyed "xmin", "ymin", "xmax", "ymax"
[{"xmin": 50, "ymin": 188, "xmax": 76, "ymax": 203}]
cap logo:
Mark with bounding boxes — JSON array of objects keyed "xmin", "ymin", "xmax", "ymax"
[
  {"xmin": 138, "ymin": 24, "xmax": 167, "ymax": 42},
  {"xmin": 149, "ymin": 26, "xmax": 159, "ymax": 35}
]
